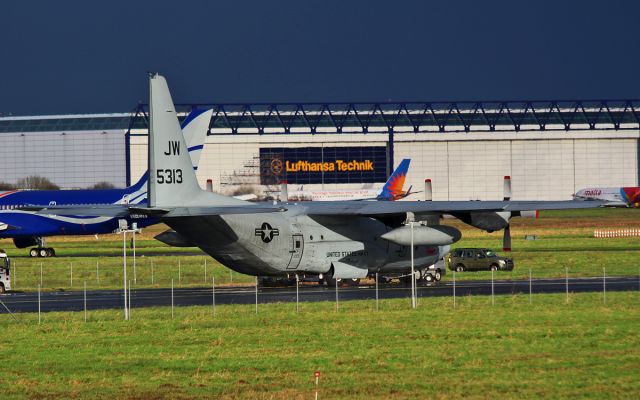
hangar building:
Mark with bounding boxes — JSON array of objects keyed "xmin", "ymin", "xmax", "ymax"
[{"xmin": 1, "ymin": 100, "xmax": 639, "ymax": 200}]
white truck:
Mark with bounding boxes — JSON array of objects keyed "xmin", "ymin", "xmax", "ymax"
[{"xmin": 0, "ymin": 250, "xmax": 11, "ymax": 293}]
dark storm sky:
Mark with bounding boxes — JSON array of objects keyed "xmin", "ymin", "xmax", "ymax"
[{"xmin": 2, "ymin": 0, "xmax": 639, "ymax": 116}]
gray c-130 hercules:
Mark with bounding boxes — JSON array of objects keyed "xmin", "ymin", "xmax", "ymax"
[{"xmin": 36, "ymin": 74, "xmax": 604, "ymax": 282}]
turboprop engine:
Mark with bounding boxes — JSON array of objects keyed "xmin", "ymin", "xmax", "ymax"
[{"xmin": 380, "ymin": 224, "xmax": 462, "ymax": 246}]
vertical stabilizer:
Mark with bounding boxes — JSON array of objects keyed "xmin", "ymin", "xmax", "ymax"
[
  {"xmin": 149, "ymin": 74, "xmax": 202, "ymax": 207},
  {"xmin": 181, "ymin": 108, "xmax": 213, "ymax": 170},
  {"xmin": 148, "ymin": 74, "xmax": 245, "ymax": 208},
  {"xmin": 377, "ymin": 159, "xmax": 411, "ymax": 200}
]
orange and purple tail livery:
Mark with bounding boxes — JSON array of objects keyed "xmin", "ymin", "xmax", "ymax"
[{"xmin": 377, "ymin": 159, "xmax": 410, "ymax": 200}]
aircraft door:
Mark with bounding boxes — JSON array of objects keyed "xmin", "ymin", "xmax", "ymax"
[{"xmin": 286, "ymin": 234, "xmax": 304, "ymax": 270}]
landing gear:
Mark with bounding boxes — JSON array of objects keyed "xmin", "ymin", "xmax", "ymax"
[
  {"xmin": 322, "ymin": 274, "xmax": 337, "ymax": 287},
  {"xmin": 27, "ymin": 238, "xmax": 55, "ymax": 257},
  {"xmin": 29, "ymin": 247, "xmax": 55, "ymax": 257}
]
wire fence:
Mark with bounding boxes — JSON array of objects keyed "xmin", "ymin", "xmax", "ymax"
[{"xmin": 7, "ymin": 256, "xmax": 254, "ymax": 292}]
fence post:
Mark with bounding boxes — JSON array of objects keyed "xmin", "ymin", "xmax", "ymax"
[
  {"xmin": 335, "ymin": 278, "xmax": 339, "ymax": 311},
  {"xmin": 603, "ymin": 267, "xmax": 606, "ymax": 305},
  {"xmin": 84, "ymin": 281, "xmax": 87, "ymax": 323},
  {"xmin": 375, "ymin": 272, "xmax": 379, "ymax": 311},
  {"xmin": 565, "ymin": 267, "xmax": 569, "ymax": 304},
  {"xmin": 491, "ymin": 268, "xmax": 495, "ymax": 306},
  {"xmin": 212, "ymin": 276, "xmax": 216, "ymax": 316},
  {"xmin": 38, "ymin": 284, "xmax": 41, "ymax": 325},
  {"xmin": 453, "ymin": 269, "xmax": 456, "ymax": 309},
  {"xmin": 255, "ymin": 276, "xmax": 258, "ymax": 315},
  {"xmin": 529, "ymin": 268, "xmax": 532, "ymax": 304},
  {"xmin": 40, "ymin": 262, "xmax": 43, "ymax": 287}
]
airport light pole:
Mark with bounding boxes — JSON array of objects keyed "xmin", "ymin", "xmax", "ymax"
[
  {"xmin": 410, "ymin": 221, "xmax": 416, "ymax": 309},
  {"xmin": 116, "ymin": 220, "xmax": 141, "ymax": 321}
]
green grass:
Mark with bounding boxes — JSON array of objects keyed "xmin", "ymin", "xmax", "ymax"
[
  {"xmin": 9, "ymin": 255, "xmax": 255, "ymax": 292},
  {"xmin": 0, "ymin": 292, "xmax": 638, "ymax": 399}
]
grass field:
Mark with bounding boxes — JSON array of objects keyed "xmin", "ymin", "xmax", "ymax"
[
  {"xmin": 2, "ymin": 208, "xmax": 640, "ymax": 291},
  {"xmin": 0, "ymin": 292, "xmax": 638, "ymax": 399}
]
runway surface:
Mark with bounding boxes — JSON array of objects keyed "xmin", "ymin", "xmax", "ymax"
[{"xmin": 1, "ymin": 276, "xmax": 638, "ymax": 314}]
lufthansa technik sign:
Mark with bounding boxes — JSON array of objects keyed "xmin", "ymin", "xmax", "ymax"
[{"xmin": 260, "ymin": 146, "xmax": 387, "ymax": 185}]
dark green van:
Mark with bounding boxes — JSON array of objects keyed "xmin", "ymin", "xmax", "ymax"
[{"xmin": 447, "ymin": 248, "xmax": 514, "ymax": 272}]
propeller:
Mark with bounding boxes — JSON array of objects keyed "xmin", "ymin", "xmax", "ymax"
[
  {"xmin": 280, "ymin": 180, "xmax": 288, "ymax": 202},
  {"xmin": 503, "ymin": 224, "xmax": 512, "ymax": 252},
  {"xmin": 503, "ymin": 176, "xmax": 512, "ymax": 251}
]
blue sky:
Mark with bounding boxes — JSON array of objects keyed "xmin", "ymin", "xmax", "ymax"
[{"xmin": 2, "ymin": 0, "xmax": 639, "ymax": 115}]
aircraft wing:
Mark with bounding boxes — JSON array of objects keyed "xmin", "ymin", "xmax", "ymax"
[
  {"xmin": 163, "ymin": 205, "xmax": 286, "ymax": 217},
  {"xmin": 25, "ymin": 203, "xmax": 285, "ymax": 217},
  {"xmin": 19, "ymin": 204, "xmax": 132, "ymax": 217},
  {"xmin": 296, "ymin": 199, "xmax": 605, "ymax": 216}
]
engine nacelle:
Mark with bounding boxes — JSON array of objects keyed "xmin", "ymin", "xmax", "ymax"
[
  {"xmin": 13, "ymin": 237, "xmax": 38, "ymax": 249},
  {"xmin": 154, "ymin": 229, "xmax": 194, "ymax": 247},
  {"xmin": 453, "ymin": 211, "xmax": 510, "ymax": 232},
  {"xmin": 515, "ymin": 210, "xmax": 538, "ymax": 219},
  {"xmin": 381, "ymin": 225, "xmax": 461, "ymax": 246}
]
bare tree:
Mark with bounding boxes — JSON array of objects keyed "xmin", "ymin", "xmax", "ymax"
[
  {"xmin": 88, "ymin": 181, "xmax": 116, "ymax": 190},
  {"xmin": 0, "ymin": 181, "xmax": 15, "ymax": 190},
  {"xmin": 15, "ymin": 176, "xmax": 60, "ymax": 190}
]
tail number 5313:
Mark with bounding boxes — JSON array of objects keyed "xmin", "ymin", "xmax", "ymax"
[{"xmin": 156, "ymin": 169, "xmax": 183, "ymax": 184}]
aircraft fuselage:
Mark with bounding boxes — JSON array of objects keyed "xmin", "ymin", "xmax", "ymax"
[{"xmin": 164, "ymin": 211, "xmax": 446, "ymax": 277}]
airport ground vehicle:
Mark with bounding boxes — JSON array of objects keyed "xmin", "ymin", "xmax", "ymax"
[
  {"xmin": 447, "ymin": 248, "xmax": 514, "ymax": 272},
  {"xmin": 0, "ymin": 250, "xmax": 11, "ymax": 293},
  {"xmin": 421, "ymin": 259, "xmax": 446, "ymax": 282}
]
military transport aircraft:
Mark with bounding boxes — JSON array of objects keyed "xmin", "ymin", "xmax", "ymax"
[{"xmin": 33, "ymin": 74, "xmax": 603, "ymax": 282}]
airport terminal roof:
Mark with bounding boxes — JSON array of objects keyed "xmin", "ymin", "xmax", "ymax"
[{"xmin": 1, "ymin": 100, "xmax": 639, "ymax": 134}]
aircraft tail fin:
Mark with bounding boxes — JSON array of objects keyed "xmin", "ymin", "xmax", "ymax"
[
  {"xmin": 377, "ymin": 159, "xmax": 410, "ymax": 200},
  {"xmin": 181, "ymin": 108, "xmax": 213, "ymax": 170},
  {"xmin": 148, "ymin": 74, "xmax": 242, "ymax": 208}
]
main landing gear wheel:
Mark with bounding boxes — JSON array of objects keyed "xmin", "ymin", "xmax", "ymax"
[
  {"xmin": 434, "ymin": 271, "xmax": 442, "ymax": 281},
  {"xmin": 490, "ymin": 264, "xmax": 499, "ymax": 272},
  {"xmin": 425, "ymin": 274, "xmax": 434, "ymax": 283},
  {"xmin": 455, "ymin": 264, "xmax": 465, "ymax": 273},
  {"xmin": 30, "ymin": 248, "xmax": 55, "ymax": 257},
  {"xmin": 323, "ymin": 275, "xmax": 337, "ymax": 287}
]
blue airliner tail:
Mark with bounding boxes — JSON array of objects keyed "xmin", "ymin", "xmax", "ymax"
[{"xmin": 125, "ymin": 108, "xmax": 212, "ymax": 198}]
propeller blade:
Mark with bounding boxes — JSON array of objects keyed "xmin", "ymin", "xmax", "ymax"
[
  {"xmin": 280, "ymin": 180, "xmax": 288, "ymax": 202},
  {"xmin": 503, "ymin": 176, "xmax": 512, "ymax": 201},
  {"xmin": 424, "ymin": 179, "xmax": 433, "ymax": 201},
  {"xmin": 503, "ymin": 224, "xmax": 512, "ymax": 252}
]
